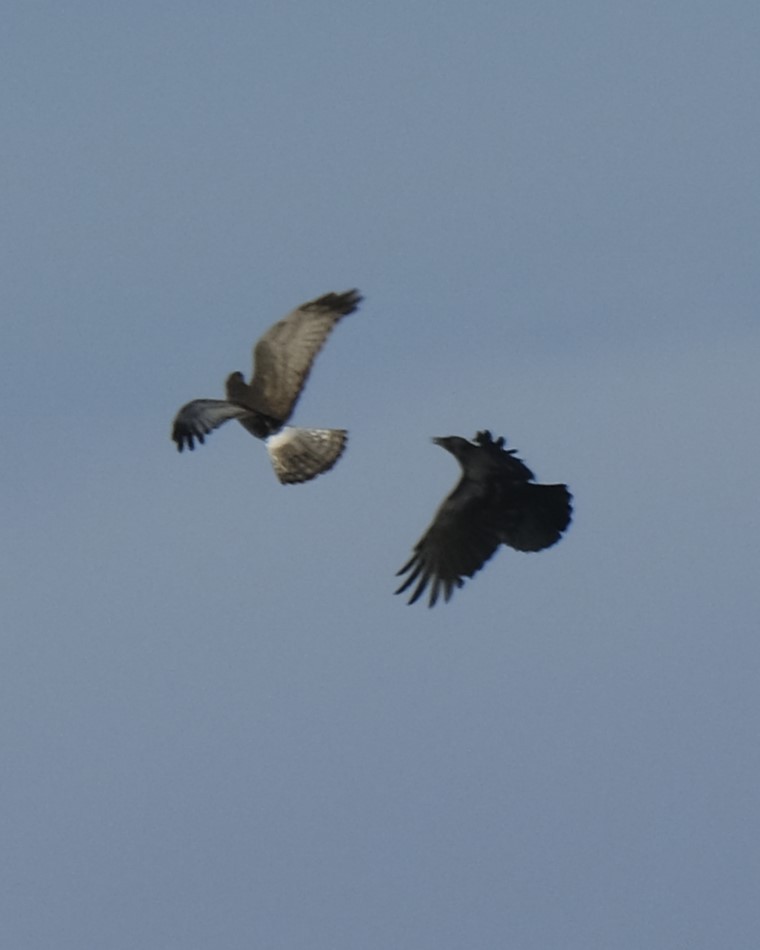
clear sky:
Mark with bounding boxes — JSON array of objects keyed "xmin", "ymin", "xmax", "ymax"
[{"xmin": 3, "ymin": 2, "xmax": 760, "ymax": 948}]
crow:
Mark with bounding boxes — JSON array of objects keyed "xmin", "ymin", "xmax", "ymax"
[
  {"xmin": 395, "ymin": 430, "xmax": 572, "ymax": 606},
  {"xmin": 171, "ymin": 289, "xmax": 361, "ymax": 484}
]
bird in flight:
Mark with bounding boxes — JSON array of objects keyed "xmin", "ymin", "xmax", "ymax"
[
  {"xmin": 171, "ymin": 289, "xmax": 362, "ymax": 484},
  {"xmin": 396, "ymin": 430, "xmax": 572, "ymax": 606}
]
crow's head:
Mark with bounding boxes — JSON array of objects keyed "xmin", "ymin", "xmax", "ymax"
[{"xmin": 432, "ymin": 435, "xmax": 474, "ymax": 462}]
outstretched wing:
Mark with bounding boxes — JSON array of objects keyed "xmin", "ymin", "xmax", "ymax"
[
  {"xmin": 247, "ymin": 289, "xmax": 362, "ymax": 421},
  {"xmin": 171, "ymin": 399, "xmax": 249, "ymax": 452},
  {"xmin": 395, "ymin": 483, "xmax": 503, "ymax": 607},
  {"xmin": 474, "ymin": 430, "xmax": 536, "ymax": 481},
  {"xmin": 498, "ymin": 483, "xmax": 573, "ymax": 552},
  {"xmin": 396, "ymin": 432, "xmax": 573, "ymax": 606}
]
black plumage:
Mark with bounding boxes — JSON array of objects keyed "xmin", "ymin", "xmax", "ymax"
[{"xmin": 395, "ymin": 430, "xmax": 572, "ymax": 606}]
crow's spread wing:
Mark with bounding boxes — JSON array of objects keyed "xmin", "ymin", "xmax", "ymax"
[
  {"xmin": 474, "ymin": 429, "xmax": 536, "ymax": 480},
  {"xmin": 497, "ymin": 483, "xmax": 573, "ymax": 552},
  {"xmin": 396, "ymin": 431, "xmax": 573, "ymax": 606},
  {"xmin": 247, "ymin": 289, "xmax": 361, "ymax": 421},
  {"xmin": 395, "ymin": 484, "xmax": 504, "ymax": 607},
  {"xmin": 171, "ymin": 399, "xmax": 249, "ymax": 452}
]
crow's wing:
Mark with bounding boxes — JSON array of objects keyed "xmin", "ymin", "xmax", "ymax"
[
  {"xmin": 395, "ymin": 482, "xmax": 503, "ymax": 607},
  {"xmin": 497, "ymin": 483, "xmax": 573, "ymax": 552},
  {"xmin": 171, "ymin": 399, "xmax": 249, "ymax": 452},
  {"xmin": 473, "ymin": 430, "xmax": 536, "ymax": 481},
  {"xmin": 247, "ymin": 289, "xmax": 362, "ymax": 421}
]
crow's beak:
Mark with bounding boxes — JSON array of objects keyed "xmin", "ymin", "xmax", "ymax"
[{"xmin": 432, "ymin": 436, "xmax": 455, "ymax": 454}]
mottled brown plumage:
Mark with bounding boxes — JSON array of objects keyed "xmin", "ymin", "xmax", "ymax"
[{"xmin": 171, "ymin": 289, "xmax": 361, "ymax": 484}]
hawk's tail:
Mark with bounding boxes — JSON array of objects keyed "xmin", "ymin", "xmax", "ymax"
[{"xmin": 266, "ymin": 427, "xmax": 348, "ymax": 485}]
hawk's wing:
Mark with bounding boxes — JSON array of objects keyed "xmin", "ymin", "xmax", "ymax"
[
  {"xmin": 395, "ymin": 482, "xmax": 503, "ymax": 607},
  {"xmin": 171, "ymin": 399, "xmax": 249, "ymax": 452},
  {"xmin": 247, "ymin": 289, "xmax": 362, "ymax": 421}
]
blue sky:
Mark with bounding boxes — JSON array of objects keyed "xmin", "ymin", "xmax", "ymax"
[{"xmin": 3, "ymin": 2, "xmax": 760, "ymax": 948}]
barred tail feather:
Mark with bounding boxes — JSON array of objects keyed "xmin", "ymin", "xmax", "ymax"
[{"xmin": 266, "ymin": 427, "xmax": 348, "ymax": 485}]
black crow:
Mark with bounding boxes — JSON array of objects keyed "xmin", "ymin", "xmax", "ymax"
[
  {"xmin": 171, "ymin": 289, "xmax": 361, "ymax": 484},
  {"xmin": 396, "ymin": 430, "xmax": 572, "ymax": 606}
]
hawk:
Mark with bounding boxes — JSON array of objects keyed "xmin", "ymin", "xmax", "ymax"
[
  {"xmin": 396, "ymin": 430, "xmax": 572, "ymax": 606},
  {"xmin": 171, "ymin": 289, "xmax": 361, "ymax": 484}
]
